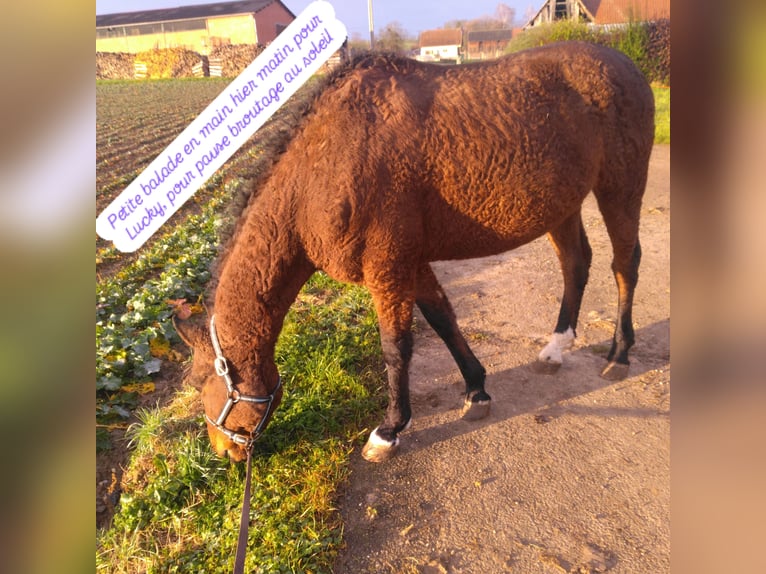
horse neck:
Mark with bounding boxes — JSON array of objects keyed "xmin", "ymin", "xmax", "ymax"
[{"xmin": 213, "ymin": 191, "xmax": 313, "ymax": 389}]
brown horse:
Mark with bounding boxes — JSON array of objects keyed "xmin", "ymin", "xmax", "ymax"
[{"xmin": 174, "ymin": 41, "xmax": 655, "ymax": 463}]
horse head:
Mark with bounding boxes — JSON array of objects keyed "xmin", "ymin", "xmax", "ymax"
[{"xmin": 173, "ymin": 312, "xmax": 283, "ymax": 461}]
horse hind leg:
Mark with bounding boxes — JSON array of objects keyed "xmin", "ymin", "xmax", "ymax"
[
  {"xmin": 535, "ymin": 212, "xmax": 592, "ymax": 374},
  {"xmin": 601, "ymin": 239, "xmax": 641, "ymax": 380},
  {"xmin": 594, "ymin": 179, "xmax": 645, "ymax": 381},
  {"xmin": 415, "ymin": 264, "xmax": 490, "ymax": 421}
]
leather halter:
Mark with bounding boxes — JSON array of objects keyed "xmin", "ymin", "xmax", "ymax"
[
  {"xmin": 207, "ymin": 314, "xmax": 282, "ymax": 573},
  {"xmin": 206, "ymin": 314, "xmax": 281, "ymax": 449}
]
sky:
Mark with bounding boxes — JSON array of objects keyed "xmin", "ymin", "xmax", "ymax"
[{"xmin": 95, "ymin": 0, "xmax": 541, "ymax": 39}]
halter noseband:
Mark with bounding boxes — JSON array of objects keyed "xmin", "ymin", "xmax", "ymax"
[{"xmin": 205, "ymin": 314, "xmax": 281, "ymax": 449}]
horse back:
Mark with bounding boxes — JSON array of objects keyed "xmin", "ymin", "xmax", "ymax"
[{"xmin": 288, "ymin": 43, "xmax": 654, "ymax": 274}]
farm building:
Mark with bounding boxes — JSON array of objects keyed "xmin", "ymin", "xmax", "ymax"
[
  {"xmin": 465, "ymin": 29, "xmax": 515, "ymax": 60},
  {"xmin": 416, "ymin": 29, "xmax": 463, "ymax": 62},
  {"xmin": 525, "ymin": 0, "xmax": 670, "ymax": 28},
  {"xmin": 96, "ymin": 0, "xmax": 295, "ymax": 54}
]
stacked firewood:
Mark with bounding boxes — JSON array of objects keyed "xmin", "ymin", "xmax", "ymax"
[
  {"xmin": 96, "ymin": 52, "xmax": 135, "ymax": 80},
  {"xmin": 133, "ymin": 48, "xmax": 206, "ymax": 79},
  {"xmin": 208, "ymin": 44, "xmax": 265, "ymax": 77}
]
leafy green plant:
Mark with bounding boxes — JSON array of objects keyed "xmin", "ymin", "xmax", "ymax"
[
  {"xmin": 613, "ymin": 20, "xmax": 650, "ymax": 78},
  {"xmin": 506, "ymin": 20, "xmax": 596, "ymax": 53},
  {"xmin": 96, "ymin": 195, "xmax": 223, "ymax": 426},
  {"xmin": 546, "ymin": 19, "xmax": 594, "ymax": 42}
]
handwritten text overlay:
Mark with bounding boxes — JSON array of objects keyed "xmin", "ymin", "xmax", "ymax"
[{"xmin": 96, "ymin": 1, "xmax": 347, "ymax": 252}]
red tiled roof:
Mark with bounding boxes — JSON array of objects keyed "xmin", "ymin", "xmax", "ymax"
[
  {"xmin": 582, "ymin": 0, "xmax": 669, "ymax": 24},
  {"xmin": 526, "ymin": 0, "xmax": 669, "ymax": 27},
  {"xmin": 419, "ymin": 29, "xmax": 463, "ymax": 48}
]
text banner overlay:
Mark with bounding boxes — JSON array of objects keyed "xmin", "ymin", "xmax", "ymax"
[{"xmin": 96, "ymin": 1, "xmax": 347, "ymax": 252}]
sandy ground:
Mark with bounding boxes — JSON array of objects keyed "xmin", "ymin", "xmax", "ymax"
[{"xmin": 333, "ymin": 145, "xmax": 670, "ymax": 574}]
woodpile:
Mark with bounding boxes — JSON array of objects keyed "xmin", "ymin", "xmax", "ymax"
[
  {"xmin": 96, "ymin": 52, "xmax": 135, "ymax": 80},
  {"xmin": 96, "ymin": 43, "xmax": 341, "ymax": 81},
  {"xmin": 134, "ymin": 48, "xmax": 206, "ymax": 79},
  {"xmin": 208, "ymin": 44, "xmax": 265, "ymax": 77}
]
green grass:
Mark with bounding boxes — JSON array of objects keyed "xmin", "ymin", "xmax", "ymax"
[
  {"xmin": 653, "ymin": 84, "xmax": 670, "ymax": 144},
  {"xmin": 97, "ymin": 273, "xmax": 386, "ymax": 573}
]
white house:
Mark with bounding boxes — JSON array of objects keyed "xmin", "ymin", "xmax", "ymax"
[{"xmin": 417, "ymin": 29, "xmax": 463, "ymax": 62}]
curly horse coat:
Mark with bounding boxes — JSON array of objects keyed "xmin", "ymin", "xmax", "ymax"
[{"xmin": 175, "ymin": 42, "xmax": 655, "ymax": 462}]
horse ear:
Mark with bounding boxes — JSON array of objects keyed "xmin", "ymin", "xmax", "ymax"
[{"xmin": 172, "ymin": 313, "xmax": 207, "ymax": 349}]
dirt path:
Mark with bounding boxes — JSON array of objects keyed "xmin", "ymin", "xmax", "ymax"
[{"xmin": 333, "ymin": 145, "xmax": 670, "ymax": 574}]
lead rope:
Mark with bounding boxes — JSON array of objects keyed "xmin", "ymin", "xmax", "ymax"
[
  {"xmin": 234, "ymin": 446, "xmax": 254, "ymax": 574},
  {"xmin": 208, "ymin": 314, "xmax": 277, "ymax": 573}
]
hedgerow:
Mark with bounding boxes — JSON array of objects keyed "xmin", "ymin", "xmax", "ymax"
[{"xmin": 507, "ymin": 18, "xmax": 671, "ymax": 86}]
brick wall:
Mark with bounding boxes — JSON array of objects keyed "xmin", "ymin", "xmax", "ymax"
[{"xmin": 253, "ymin": 2, "xmax": 294, "ymax": 44}]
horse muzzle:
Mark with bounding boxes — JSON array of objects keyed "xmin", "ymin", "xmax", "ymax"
[{"xmin": 207, "ymin": 424, "xmax": 249, "ymax": 461}]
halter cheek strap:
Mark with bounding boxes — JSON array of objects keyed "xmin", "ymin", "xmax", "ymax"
[{"xmin": 206, "ymin": 314, "xmax": 282, "ymax": 449}]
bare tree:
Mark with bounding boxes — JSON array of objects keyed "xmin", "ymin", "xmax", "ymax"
[
  {"xmin": 495, "ymin": 3, "xmax": 516, "ymax": 27},
  {"xmin": 376, "ymin": 21, "xmax": 411, "ymax": 54},
  {"xmin": 443, "ymin": 19, "xmax": 466, "ymax": 30},
  {"xmin": 444, "ymin": 3, "xmax": 515, "ymax": 32},
  {"xmin": 446, "ymin": 17, "xmax": 508, "ymax": 31}
]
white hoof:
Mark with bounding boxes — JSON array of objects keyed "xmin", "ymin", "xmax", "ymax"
[
  {"xmin": 361, "ymin": 427, "xmax": 400, "ymax": 462},
  {"xmin": 536, "ymin": 328, "xmax": 575, "ymax": 369}
]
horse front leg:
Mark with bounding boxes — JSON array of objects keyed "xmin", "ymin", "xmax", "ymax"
[
  {"xmin": 415, "ymin": 263, "xmax": 490, "ymax": 420},
  {"xmin": 362, "ymin": 290, "xmax": 415, "ymax": 462}
]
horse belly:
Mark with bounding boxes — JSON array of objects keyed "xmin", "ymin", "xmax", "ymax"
[
  {"xmin": 422, "ymin": 214, "xmax": 546, "ymax": 261},
  {"xmin": 422, "ymin": 181, "xmax": 589, "ymax": 261}
]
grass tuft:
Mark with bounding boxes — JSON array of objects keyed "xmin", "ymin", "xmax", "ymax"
[{"xmin": 652, "ymin": 84, "xmax": 670, "ymax": 144}]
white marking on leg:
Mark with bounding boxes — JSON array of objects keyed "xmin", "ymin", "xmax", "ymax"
[
  {"xmin": 538, "ymin": 327, "xmax": 575, "ymax": 364},
  {"xmin": 367, "ymin": 427, "xmax": 399, "ymax": 449},
  {"xmin": 362, "ymin": 426, "xmax": 402, "ymax": 462}
]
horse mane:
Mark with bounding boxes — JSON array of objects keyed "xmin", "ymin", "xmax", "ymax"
[{"xmin": 207, "ymin": 51, "xmax": 413, "ymax": 302}]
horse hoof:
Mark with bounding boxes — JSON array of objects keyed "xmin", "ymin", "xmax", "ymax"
[
  {"xmin": 532, "ymin": 359, "xmax": 562, "ymax": 374},
  {"xmin": 361, "ymin": 427, "xmax": 400, "ymax": 462},
  {"xmin": 461, "ymin": 393, "xmax": 491, "ymax": 421},
  {"xmin": 601, "ymin": 361, "xmax": 629, "ymax": 381},
  {"xmin": 536, "ymin": 328, "xmax": 574, "ymax": 372}
]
